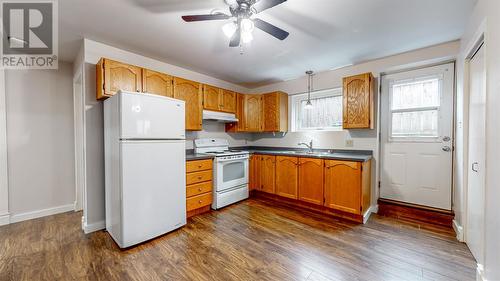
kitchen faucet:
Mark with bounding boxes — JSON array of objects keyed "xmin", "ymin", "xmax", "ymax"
[{"xmin": 298, "ymin": 140, "xmax": 314, "ymax": 153}]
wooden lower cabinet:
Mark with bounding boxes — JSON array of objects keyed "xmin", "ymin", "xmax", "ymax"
[
  {"xmin": 260, "ymin": 155, "xmax": 276, "ymax": 194},
  {"xmin": 249, "ymin": 155, "xmax": 261, "ymax": 190},
  {"xmin": 186, "ymin": 159, "xmax": 213, "ymax": 217},
  {"xmin": 298, "ymin": 158, "xmax": 324, "ymax": 205},
  {"xmin": 324, "ymin": 160, "xmax": 371, "ymax": 215},
  {"xmin": 275, "ymin": 156, "xmax": 298, "ymax": 199},
  {"xmin": 251, "ymin": 153, "xmax": 372, "ymax": 223}
]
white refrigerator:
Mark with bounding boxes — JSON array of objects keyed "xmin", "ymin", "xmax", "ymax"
[{"xmin": 104, "ymin": 91, "xmax": 186, "ymax": 248}]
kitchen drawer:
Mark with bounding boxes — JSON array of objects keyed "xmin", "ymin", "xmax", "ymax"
[
  {"xmin": 186, "ymin": 192, "xmax": 212, "ymax": 212},
  {"xmin": 186, "ymin": 170, "xmax": 212, "ymax": 185},
  {"xmin": 186, "ymin": 159, "xmax": 213, "ymax": 173},
  {"xmin": 187, "ymin": 181, "xmax": 212, "ymax": 198}
]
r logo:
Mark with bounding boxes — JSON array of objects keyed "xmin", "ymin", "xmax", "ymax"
[{"xmin": 2, "ymin": 2, "xmax": 53, "ymax": 55}]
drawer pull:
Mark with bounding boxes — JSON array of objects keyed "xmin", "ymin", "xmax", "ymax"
[
  {"xmin": 198, "ymin": 165, "xmax": 202, "ymax": 168},
  {"xmin": 198, "ymin": 187, "xmax": 203, "ymax": 191},
  {"xmin": 198, "ymin": 200, "xmax": 203, "ymax": 204},
  {"xmin": 198, "ymin": 176, "xmax": 202, "ymax": 180}
]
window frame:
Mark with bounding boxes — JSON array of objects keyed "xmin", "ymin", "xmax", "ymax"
[
  {"xmin": 388, "ymin": 74, "xmax": 444, "ymax": 142},
  {"xmin": 290, "ymin": 87, "xmax": 343, "ymax": 132}
]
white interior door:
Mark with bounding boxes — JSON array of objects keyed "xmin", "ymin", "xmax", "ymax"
[
  {"xmin": 466, "ymin": 44, "xmax": 485, "ymax": 263},
  {"xmin": 381, "ymin": 63, "xmax": 454, "ymax": 210}
]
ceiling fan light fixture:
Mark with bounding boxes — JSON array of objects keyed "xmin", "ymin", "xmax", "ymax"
[
  {"xmin": 222, "ymin": 22, "xmax": 238, "ymax": 38},
  {"xmin": 240, "ymin": 18, "xmax": 255, "ymax": 33},
  {"xmin": 241, "ymin": 31, "xmax": 254, "ymax": 43}
]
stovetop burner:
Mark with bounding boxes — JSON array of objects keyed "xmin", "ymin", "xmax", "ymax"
[{"xmin": 194, "ymin": 139, "xmax": 249, "ymax": 157}]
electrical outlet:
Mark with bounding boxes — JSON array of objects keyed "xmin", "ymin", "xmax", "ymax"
[{"xmin": 345, "ymin": 139, "xmax": 354, "ymax": 147}]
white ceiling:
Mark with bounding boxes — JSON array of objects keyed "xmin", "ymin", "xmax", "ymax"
[{"xmin": 59, "ymin": 0, "xmax": 475, "ymax": 88}]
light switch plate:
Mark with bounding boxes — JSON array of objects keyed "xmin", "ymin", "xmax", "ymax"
[{"xmin": 345, "ymin": 139, "xmax": 354, "ymax": 147}]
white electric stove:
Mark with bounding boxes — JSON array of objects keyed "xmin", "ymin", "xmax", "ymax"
[{"xmin": 194, "ymin": 139, "xmax": 249, "ymax": 209}]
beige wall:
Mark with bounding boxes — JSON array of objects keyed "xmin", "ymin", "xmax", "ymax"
[
  {"xmin": 0, "ymin": 70, "xmax": 8, "ymax": 226},
  {"xmin": 79, "ymin": 39, "xmax": 254, "ymax": 232},
  {"xmin": 4, "ymin": 62, "xmax": 76, "ymax": 221},
  {"xmin": 456, "ymin": 0, "xmax": 500, "ymax": 279},
  {"xmin": 248, "ymin": 41, "xmax": 460, "ymax": 212},
  {"xmin": 483, "ymin": 0, "xmax": 500, "ymax": 279}
]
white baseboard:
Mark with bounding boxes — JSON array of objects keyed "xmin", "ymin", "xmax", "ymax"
[
  {"xmin": 9, "ymin": 204, "xmax": 74, "ymax": 224},
  {"xmin": 84, "ymin": 220, "xmax": 105, "ymax": 234},
  {"xmin": 0, "ymin": 213, "xmax": 10, "ymax": 226},
  {"xmin": 363, "ymin": 204, "xmax": 379, "ymax": 224},
  {"xmin": 476, "ymin": 264, "xmax": 486, "ymax": 281},
  {"xmin": 453, "ymin": 219, "xmax": 464, "ymax": 242}
]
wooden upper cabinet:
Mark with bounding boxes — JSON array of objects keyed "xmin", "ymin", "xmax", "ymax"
[
  {"xmin": 324, "ymin": 160, "xmax": 362, "ymax": 214},
  {"xmin": 244, "ymin": 94, "xmax": 262, "ymax": 132},
  {"xmin": 260, "ymin": 155, "xmax": 276, "ymax": 194},
  {"xmin": 298, "ymin": 158, "xmax": 324, "ymax": 205},
  {"xmin": 142, "ymin": 69, "xmax": 173, "ymax": 97},
  {"xmin": 262, "ymin": 92, "xmax": 288, "ymax": 132},
  {"xmin": 203, "ymin": 85, "xmax": 222, "ymax": 111},
  {"xmin": 225, "ymin": 93, "xmax": 245, "ymax": 132},
  {"xmin": 97, "ymin": 58, "xmax": 142, "ymax": 99},
  {"xmin": 173, "ymin": 77, "xmax": 203, "ymax": 131},
  {"xmin": 343, "ymin": 73, "xmax": 374, "ymax": 129},
  {"xmin": 276, "ymin": 156, "xmax": 298, "ymax": 199},
  {"xmin": 221, "ymin": 89, "xmax": 236, "ymax": 113}
]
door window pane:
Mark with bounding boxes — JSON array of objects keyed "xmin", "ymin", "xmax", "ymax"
[
  {"xmin": 392, "ymin": 78, "xmax": 440, "ymax": 110},
  {"xmin": 391, "ymin": 110, "xmax": 438, "ymax": 137},
  {"xmin": 390, "ymin": 76, "xmax": 441, "ymax": 138}
]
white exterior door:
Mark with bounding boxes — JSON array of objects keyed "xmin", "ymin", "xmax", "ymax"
[
  {"xmin": 466, "ymin": 44, "xmax": 485, "ymax": 263},
  {"xmin": 380, "ymin": 63, "xmax": 454, "ymax": 210}
]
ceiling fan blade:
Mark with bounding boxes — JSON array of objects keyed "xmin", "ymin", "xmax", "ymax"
[
  {"xmin": 182, "ymin": 14, "xmax": 230, "ymax": 22},
  {"xmin": 254, "ymin": 18, "xmax": 289, "ymax": 40},
  {"xmin": 229, "ymin": 28, "xmax": 241, "ymax": 47},
  {"xmin": 252, "ymin": 0, "xmax": 287, "ymax": 13}
]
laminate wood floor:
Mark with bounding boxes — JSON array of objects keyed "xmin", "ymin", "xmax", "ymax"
[{"xmin": 0, "ymin": 198, "xmax": 476, "ymax": 281}]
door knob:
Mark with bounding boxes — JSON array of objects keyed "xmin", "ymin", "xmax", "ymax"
[
  {"xmin": 472, "ymin": 162, "xmax": 479, "ymax": 172},
  {"xmin": 442, "ymin": 146, "xmax": 451, "ymax": 152}
]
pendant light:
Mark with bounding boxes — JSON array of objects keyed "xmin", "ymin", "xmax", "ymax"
[{"xmin": 305, "ymin": 70, "xmax": 314, "ymax": 109}]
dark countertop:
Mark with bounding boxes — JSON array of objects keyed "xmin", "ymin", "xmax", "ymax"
[
  {"xmin": 236, "ymin": 146, "xmax": 372, "ymax": 162},
  {"xmin": 186, "ymin": 150, "xmax": 215, "ymax": 161},
  {"xmin": 186, "ymin": 147, "xmax": 372, "ymax": 162}
]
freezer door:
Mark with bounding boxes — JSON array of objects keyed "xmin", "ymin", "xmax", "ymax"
[
  {"xmin": 120, "ymin": 92, "xmax": 185, "ymax": 139},
  {"xmin": 120, "ymin": 140, "xmax": 186, "ymax": 247}
]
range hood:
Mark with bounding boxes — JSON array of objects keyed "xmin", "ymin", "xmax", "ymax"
[{"xmin": 202, "ymin": 110, "xmax": 238, "ymax": 123}]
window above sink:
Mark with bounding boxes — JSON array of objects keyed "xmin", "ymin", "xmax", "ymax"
[{"xmin": 290, "ymin": 88, "xmax": 343, "ymax": 132}]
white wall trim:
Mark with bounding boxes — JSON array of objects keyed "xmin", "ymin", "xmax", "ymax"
[
  {"xmin": 73, "ymin": 69, "xmax": 85, "ymax": 212},
  {"xmin": 476, "ymin": 263, "xmax": 486, "ymax": 281},
  {"xmin": 453, "ymin": 219, "xmax": 464, "ymax": 241},
  {"xmin": 363, "ymin": 204, "xmax": 379, "ymax": 224},
  {"xmin": 9, "ymin": 204, "xmax": 74, "ymax": 224},
  {"xmin": 0, "ymin": 69, "xmax": 9, "ymax": 222},
  {"xmin": 83, "ymin": 220, "xmax": 105, "ymax": 234},
  {"xmin": 461, "ymin": 18, "xmax": 487, "ymax": 245},
  {"xmin": 0, "ymin": 214, "xmax": 10, "ymax": 226}
]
